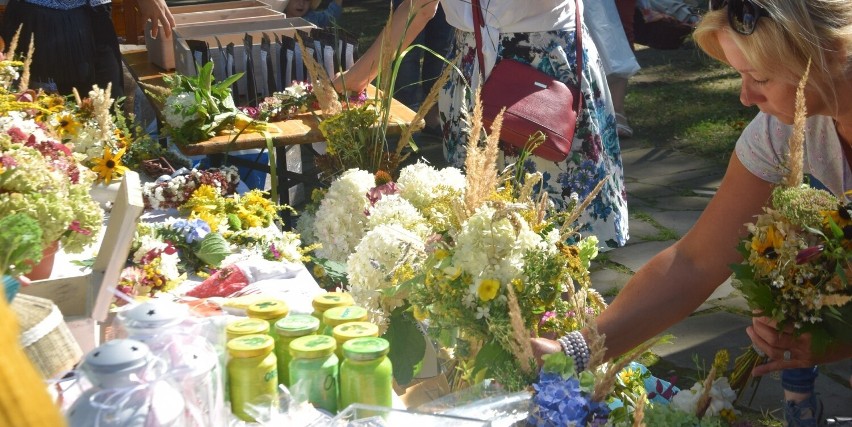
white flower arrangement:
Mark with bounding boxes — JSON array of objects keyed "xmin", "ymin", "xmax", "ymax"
[
  {"xmin": 670, "ymin": 377, "xmax": 738, "ymax": 417},
  {"xmin": 312, "ymin": 168, "xmax": 376, "ymax": 262},
  {"xmin": 163, "ymin": 92, "xmax": 200, "ymax": 130},
  {"xmin": 346, "ymin": 223, "xmax": 424, "ymax": 332},
  {"xmin": 366, "ymin": 194, "xmax": 432, "ymax": 240},
  {"xmin": 452, "ymin": 205, "xmax": 543, "ymax": 289},
  {"xmin": 397, "ymin": 163, "xmax": 465, "ymax": 210}
]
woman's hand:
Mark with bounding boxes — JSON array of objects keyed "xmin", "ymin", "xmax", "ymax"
[
  {"xmin": 747, "ymin": 316, "xmax": 816, "ymax": 376},
  {"xmin": 530, "ymin": 337, "xmax": 562, "ymax": 368},
  {"xmin": 139, "ymin": 0, "xmax": 176, "ymax": 39},
  {"xmin": 332, "ymin": 68, "xmax": 370, "ymax": 94}
]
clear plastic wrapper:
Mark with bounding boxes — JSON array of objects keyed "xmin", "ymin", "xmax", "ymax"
[
  {"xmin": 416, "ymin": 380, "xmax": 531, "ymax": 427},
  {"xmin": 331, "ymin": 404, "xmax": 488, "ymax": 427}
]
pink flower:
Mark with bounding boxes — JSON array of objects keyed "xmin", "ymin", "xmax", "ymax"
[{"xmin": 68, "ymin": 220, "xmax": 92, "ymax": 236}]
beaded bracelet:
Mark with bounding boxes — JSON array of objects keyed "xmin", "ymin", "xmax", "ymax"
[{"xmin": 557, "ymin": 331, "xmax": 590, "ymax": 372}]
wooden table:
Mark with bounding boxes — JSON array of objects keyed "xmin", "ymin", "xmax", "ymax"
[{"xmin": 122, "ymin": 49, "xmax": 423, "ymax": 210}]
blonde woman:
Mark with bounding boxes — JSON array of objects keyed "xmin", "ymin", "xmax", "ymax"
[{"xmin": 534, "ymin": 1, "xmax": 852, "ymax": 425}]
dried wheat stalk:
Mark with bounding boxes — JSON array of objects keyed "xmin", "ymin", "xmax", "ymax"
[
  {"xmin": 506, "ymin": 280, "xmax": 535, "ymax": 374},
  {"xmin": 782, "ymin": 59, "xmax": 811, "ymax": 188},
  {"xmin": 295, "ymin": 32, "xmax": 341, "ymax": 116},
  {"xmin": 19, "ymin": 37, "xmax": 34, "ymax": 91},
  {"xmin": 395, "ymin": 64, "xmax": 452, "ymax": 160}
]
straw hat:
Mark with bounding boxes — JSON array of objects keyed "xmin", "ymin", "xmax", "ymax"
[{"xmin": 11, "ymin": 293, "xmax": 83, "ymax": 379}]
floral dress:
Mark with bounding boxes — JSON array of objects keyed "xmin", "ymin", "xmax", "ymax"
[{"xmin": 438, "ymin": 29, "xmax": 629, "ymax": 249}]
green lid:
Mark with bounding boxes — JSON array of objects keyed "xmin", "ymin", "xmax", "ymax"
[
  {"xmin": 227, "ymin": 334, "xmax": 275, "ymax": 358},
  {"xmin": 342, "ymin": 337, "xmax": 390, "ymax": 361},
  {"xmin": 247, "ymin": 299, "xmax": 289, "ymax": 320},
  {"xmin": 289, "ymin": 334, "xmax": 337, "ymax": 359},
  {"xmin": 275, "ymin": 314, "xmax": 321, "ymax": 337},
  {"xmin": 312, "ymin": 292, "xmax": 354, "ymax": 312},
  {"xmin": 226, "ymin": 318, "xmax": 270, "ymax": 337},
  {"xmin": 322, "ymin": 305, "xmax": 368, "ymax": 327},
  {"xmin": 332, "ymin": 321, "xmax": 379, "ymax": 343}
]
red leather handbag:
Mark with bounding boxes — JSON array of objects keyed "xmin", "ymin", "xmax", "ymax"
[{"xmin": 471, "ymin": 0, "xmax": 583, "ymax": 163}]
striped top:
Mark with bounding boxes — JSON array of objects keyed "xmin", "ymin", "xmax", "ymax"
[{"xmin": 19, "ymin": 0, "xmax": 111, "ymax": 10}]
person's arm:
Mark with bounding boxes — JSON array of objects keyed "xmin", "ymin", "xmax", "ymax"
[
  {"xmin": 138, "ymin": 0, "xmax": 176, "ymax": 39},
  {"xmin": 533, "ymin": 153, "xmax": 773, "ymax": 361},
  {"xmin": 332, "ymin": 0, "xmax": 439, "ymax": 92},
  {"xmin": 747, "ymin": 316, "xmax": 852, "ymax": 376}
]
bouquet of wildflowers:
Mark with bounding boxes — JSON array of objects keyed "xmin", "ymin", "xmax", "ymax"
[
  {"xmin": 290, "ymin": 32, "xmax": 446, "ymax": 183},
  {"xmin": 254, "ymin": 81, "xmax": 315, "ymax": 121},
  {"xmin": 141, "ymin": 166, "xmax": 240, "ymax": 210},
  {"xmin": 0, "ymin": 39, "xmax": 103, "ymax": 254},
  {"xmin": 144, "ymin": 62, "xmax": 265, "ymax": 146},
  {"xmin": 729, "ymin": 64, "xmax": 852, "ymax": 392},
  {"xmin": 117, "ymin": 233, "xmax": 185, "ymax": 301}
]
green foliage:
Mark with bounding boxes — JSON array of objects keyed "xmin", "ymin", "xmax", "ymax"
[
  {"xmin": 0, "ymin": 213, "xmax": 43, "ymax": 277},
  {"xmin": 384, "ymin": 306, "xmax": 426, "ymax": 386},
  {"xmin": 195, "ymin": 233, "xmax": 231, "ymax": 267}
]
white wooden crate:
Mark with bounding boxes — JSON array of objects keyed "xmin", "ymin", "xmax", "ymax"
[{"xmin": 18, "ymin": 172, "xmax": 144, "ymax": 353}]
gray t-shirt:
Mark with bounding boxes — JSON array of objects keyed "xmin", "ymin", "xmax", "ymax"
[{"xmin": 735, "ymin": 112, "xmax": 852, "ymax": 199}]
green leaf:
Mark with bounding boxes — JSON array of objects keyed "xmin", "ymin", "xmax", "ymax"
[
  {"xmin": 472, "ymin": 339, "xmax": 513, "ymax": 379},
  {"xmin": 384, "ymin": 306, "xmax": 426, "ymax": 386},
  {"xmin": 195, "ymin": 233, "xmax": 231, "ymax": 267}
]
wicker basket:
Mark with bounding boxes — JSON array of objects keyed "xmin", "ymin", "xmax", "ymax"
[{"xmin": 11, "ymin": 293, "xmax": 83, "ymax": 379}]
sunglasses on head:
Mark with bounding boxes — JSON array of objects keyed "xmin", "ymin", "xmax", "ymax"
[{"xmin": 709, "ymin": 0, "xmax": 768, "ymax": 35}]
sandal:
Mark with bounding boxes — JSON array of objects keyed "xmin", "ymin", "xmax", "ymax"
[
  {"xmin": 784, "ymin": 394, "xmax": 826, "ymax": 427},
  {"xmin": 615, "ymin": 113, "xmax": 633, "ymax": 139}
]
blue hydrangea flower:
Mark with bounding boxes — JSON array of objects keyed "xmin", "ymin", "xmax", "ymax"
[{"xmin": 172, "ymin": 218, "xmax": 211, "ymax": 243}]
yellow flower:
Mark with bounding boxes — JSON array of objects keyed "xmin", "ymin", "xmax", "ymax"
[
  {"xmin": 434, "ymin": 248, "xmax": 450, "ymax": 260},
  {"xmin": 442, "ymin": 266, "xmax": 461, "ymax": 281},
  {"xmin": 91, "ymin": 146, "xmax": 129, "ymax": 184},
  {"xmin": 191, "ymin": 211, "xmax": 221, "ymax": 232},
  {"xmin": 512, "ymin": 278, "xmax": 524, "ymax": 292},
  {"xmin": 751, "ymin": 224, "xmax": 783, "ymax": 258},
  {"xmin": 412, "ymin": 305, "xmax": 429, "ymax": 321},
  {"xmin": 312, "ymin": 264, "xmax": 327, "ymax": 278},
  {"xmin": 56, "ymin": 113, "xmax": 79, "ymax": 136},
  {"xmin": 477, "ymin": 278, "xmax": 500, "ymax": 302}
]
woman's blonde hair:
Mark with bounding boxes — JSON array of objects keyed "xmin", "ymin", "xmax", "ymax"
[{"xmin": 694, "ymin": 0, "xmax": 852, "ymax": 108}]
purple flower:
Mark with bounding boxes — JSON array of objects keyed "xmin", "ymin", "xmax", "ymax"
[{"xmin": 796, "ymin": 245, "xmax": 824, "ymax": 264}]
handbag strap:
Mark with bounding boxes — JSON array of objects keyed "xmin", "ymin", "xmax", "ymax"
[{"xmin": 470, "ymin": 0, "xmax": 583, "ymax": 92}]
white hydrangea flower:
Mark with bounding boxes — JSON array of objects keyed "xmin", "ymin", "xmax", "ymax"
[
  {"xmin": 452, "ymin": 205, "xmax": 542, "ymax": 286},
  {"xmin": 313, "ymin": 168, "xmax": 375, "ymax": 263},
  {"xmin": 163, "ymin": 92, "xmax": 199, "ymax": 128},
  {"xmin": 346, "ymin": 224, "xmax": 424, "ymax": 333},
  {"xmin": 397, "ymin": 163, "xmax": 465, "ymax": 210},
  {"xmin": 367, "ymin": 194, "xmax": 432, "ymax": 240},
  {"xmin": 295, "ymin": 210, "xmax": 317, "ymax": 245}
]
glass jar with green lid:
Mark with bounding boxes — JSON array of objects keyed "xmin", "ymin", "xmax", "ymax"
[
  {"xmin": 226, "ymin": 318, "xmax": 270, "ymax": 342},
  {"xmin": 331, "ymin": 321, "xmax": 379, "ymax": 361},
  {"xmin": 288, "ymin": 334, "xmax": 339, "ymax": 414},
  {"xmin": 339, "ymin": 337, "xmax": 393, "ymax": 411},
  {"xmin": 247, "ymin": 298, "xmax": 290, "ymax": 335},
  {"xmin": 227, "ymin": 334, "xmax": 279, "ymax": 422},
  {"xmin": 311, "ymin": 292, "xmax": 354, "ymax": 330},
  {"xmin": 274, "ymin": 314, "xmax": 320, "ymax": 387},
  {"xmin": 321, "ymin": 305, "xmax": 368, "ymax": 336}
]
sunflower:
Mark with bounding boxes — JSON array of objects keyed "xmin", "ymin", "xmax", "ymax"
[
  {"xmin": 91, "ymin": 146, "xmax": 129, "ymax": 184},
  {"xmin": 56, "ymin": 113, "xmax": 80, "ymax": 137}
]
